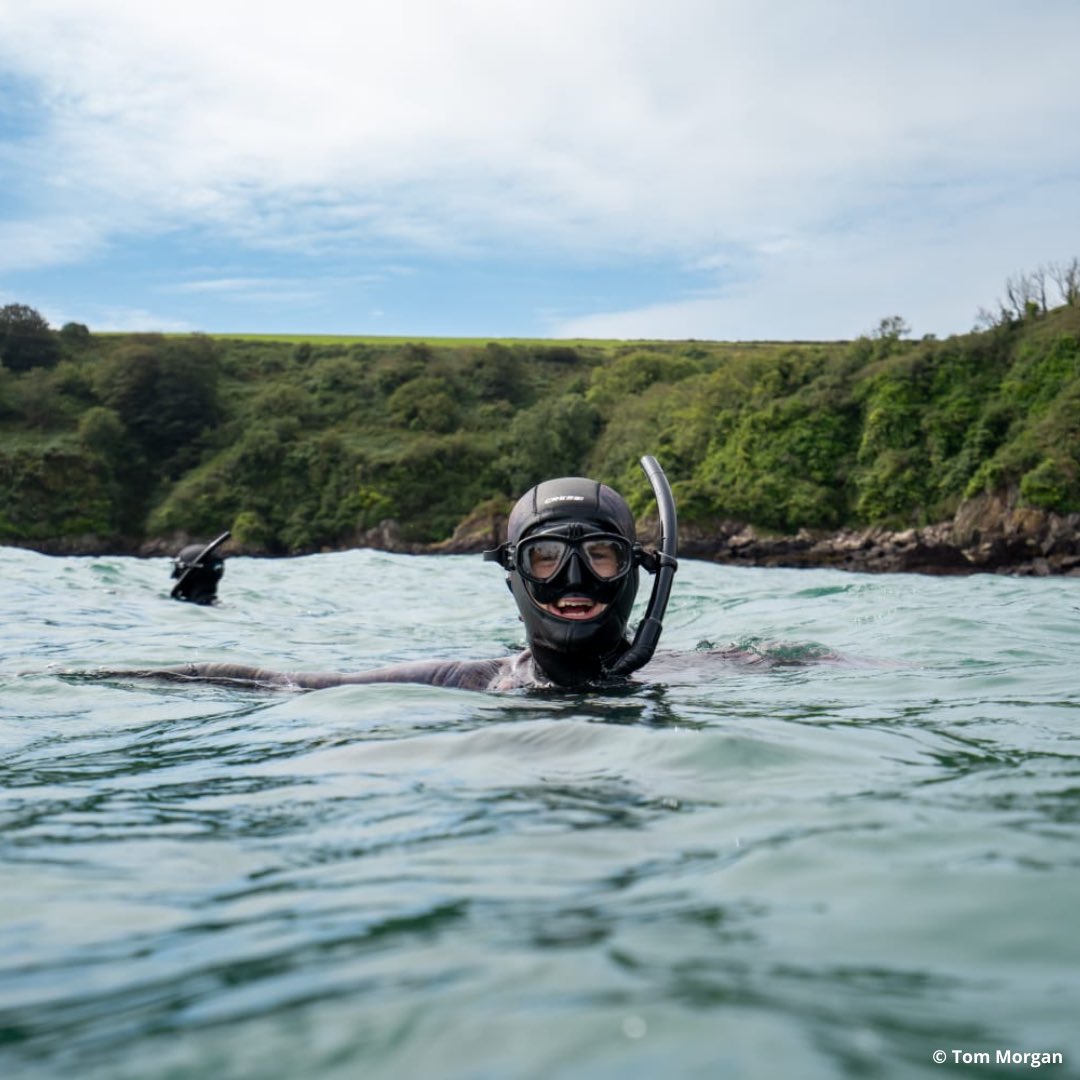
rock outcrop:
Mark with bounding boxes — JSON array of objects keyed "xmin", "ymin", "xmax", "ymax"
[
  {"xmin": 409, "ymin": 487, "xmax": 1080, "ymax": 576},
  {"xmin": 12, "ymin": 489, "xmax": 1079, "ymax": 576},
  {"xmin": 674, "ymin": 489, "xmax": 1080, "ymax": 576}
]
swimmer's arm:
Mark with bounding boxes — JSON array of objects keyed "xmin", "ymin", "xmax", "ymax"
[{"xmin": 89, "ymin": 658, "xmax": 507, "ymax": 691}]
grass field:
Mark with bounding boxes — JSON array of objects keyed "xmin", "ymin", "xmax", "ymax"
[
  {"xmin": 208, "ymin": 333, "xmax": 640, "ymax": 350},
  {"xmin": 96, "ymin": 330, "xmax": 849, "ymax": 351}
]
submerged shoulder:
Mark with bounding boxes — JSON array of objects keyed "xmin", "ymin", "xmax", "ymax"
[{"xmin": 487, "ymin": 649, "xmax": 554, "ymax": 691}]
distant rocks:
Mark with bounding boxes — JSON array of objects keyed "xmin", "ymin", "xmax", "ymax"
[
  {"xmin": 414, "ymin": 486, "xmax": 1080, "ymax": 577},
  {"xmin": 674, "ymin": 490, "xmax": 1080, "ymax": 576},
  {"xmin": 12, "ymin": 488, "xmax": 1079, "ymax": 576},
  {"xmin": 356, "ymin": 506, "xmax": 507, "ymax": 556}
]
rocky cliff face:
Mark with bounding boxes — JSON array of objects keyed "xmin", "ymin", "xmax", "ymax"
[
  {"xmin": 674, "ymin": 489, "xmax": 1080, "ymax": 576},
  {"xmin": 419, "ymin": 486, "xmax": 1080, "ymax": 576},
  {"xmin": 16, "ymin": 488, "xmax": 1080, "ymax": 576}
]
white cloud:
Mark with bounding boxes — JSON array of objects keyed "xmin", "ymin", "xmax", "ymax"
[
  {"xmin": 163, "ymin": 271, "xmax": 390, "ymax": 308},
  {"xmin": 3, "ymin": 4, "xmax": 1075, "ymax": 244},
  {"xmin": 554, "ymin": 171, "xmax": 1080, "ymax": 341},
  {"xmin": 1, "ymin": 1, "xmax": 1078, "ymax": 335},
  {"xmin": 94, "ymin": 306, "xmax": 196, "ymax": 333},
  {"xmin": 0, "ymin": 216, "xmax": 106, "ymax": 272},
  {"xmin": 162, "ymin": 277, "xmax": 321, "ymax": 307},
  {"xmin": 167, "ymin": 278, "xmax": 298, "ymax": 294}
]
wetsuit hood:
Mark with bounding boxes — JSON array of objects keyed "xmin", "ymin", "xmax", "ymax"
[
  {"xmin": 170, "ymin": 531, "xmax": 230, "ymax": 605},
  {"xmin": 499, "ymin": 477, "xmax": 640, "ymax": 687}
]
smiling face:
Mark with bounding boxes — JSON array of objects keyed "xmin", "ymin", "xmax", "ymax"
[
  {"xmin": 538, "ymin": 595, "xmax": 609, "ymax": 621},
  {"xmin": 519, "ymin": 533, "xmax": 627, "ymax": 622},
  {"xmin": 500, "ymin": 476, "xmax": 641, "ymax": 685}
]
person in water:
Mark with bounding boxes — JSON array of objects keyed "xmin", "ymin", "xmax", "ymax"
[
  {"xmin": 170, "ymin": 532, "xmax": 230, "ymax": 605},
  {"xmin": 126, "ymin": 457, "xmax": 679, "ymax": 692}
]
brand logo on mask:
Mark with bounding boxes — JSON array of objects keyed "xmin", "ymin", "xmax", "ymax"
[{"xmin": 543, "ymin": 495, "xmax": 585, "ymax": 504}]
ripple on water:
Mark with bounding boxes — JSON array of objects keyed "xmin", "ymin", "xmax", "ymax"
[{"xmin": 2, "ymin": 550, "xmax": 1080, "ymax": 1077}]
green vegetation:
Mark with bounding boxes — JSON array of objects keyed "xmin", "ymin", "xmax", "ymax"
[{"xmin": 2, "ymin": 285, "xmax": 1079, "ymax": 553}]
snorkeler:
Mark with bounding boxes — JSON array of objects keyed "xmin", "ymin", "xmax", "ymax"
[
  {"xmin": 170, "ymin": 531, "xmax": 230, "ymax": 605},
  {"xmin": 117, "ymin": 457, "xmax": 678, "ymax": 692}
]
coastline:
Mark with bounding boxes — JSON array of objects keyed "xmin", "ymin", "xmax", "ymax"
[{"xmin": 10, "ymin": 490, "xmax": 1080, "ymax": 577}]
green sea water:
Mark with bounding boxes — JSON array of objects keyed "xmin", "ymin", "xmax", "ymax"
[{"xmin": 2, "ymin": 547, "xmax": 1078, "ymax": 1079}]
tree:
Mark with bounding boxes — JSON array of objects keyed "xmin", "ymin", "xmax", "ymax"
[
  {"xmin": 501, "ymin": 394, "xmax": 601, "ymax": 493},
  {"xmin": 387, "ymin": 375, "xmax": 460, "ymax": 432},
  {"xmin": 78, "ymin": 406, "xmax": 128, "ymax": 459},
  {"xmin": 59, "ymin": 322, "xmax": 93, "ymax": 350},
  {"xmin": 1003, "ymin": 272, "xmax": 1043, "ymax": 320},
  {"xmin": 92, "ymin": 335, "xmax": 221, "ymax": 473},
  {"xmin": 464, "ymin": 343, "xmax": 531, "ymax": 404},
  {"xmin": 0, "ymin": 303, "xmax": 60, "ymax": 372},
  {"xmin": 1048, "ymin": 258, "xmax": 1080, "ymax": 306},
  {"xmin": 872, "ymin": 315, "xmax": 911, "ymax": 341},
  {"xmin": 976, "ymin": 261, "xmax": 1080, "ymax": 329}
]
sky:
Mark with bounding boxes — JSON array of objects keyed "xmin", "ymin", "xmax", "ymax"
[{"xmin": 1, "ymin": 0, "xmax": 1078, "ymax": 342}]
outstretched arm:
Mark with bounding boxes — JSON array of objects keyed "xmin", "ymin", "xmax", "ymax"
[{"xmin": 90, "ymin": 658, "xmax": 508, "ymax": 692}]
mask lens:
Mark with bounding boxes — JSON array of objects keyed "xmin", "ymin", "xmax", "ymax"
[
  {"xmin": 521, "ymin": 539, "xmax": 569, "ymax": 581},
  {"xmin": 517, "ymin": 533, "xmax": 632, "ymax": 584},
  {"xmin": 582, "ymin": 539, "xmax": 629, "ymax": 579}
]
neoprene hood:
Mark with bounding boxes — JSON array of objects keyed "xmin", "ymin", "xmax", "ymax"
[
  {"xmin": 170, "ymin": 531, "xmax": 230, "ymax": 605},
  {"xmin": 486, "ymin": 457, "xmax": 679, "ymax": 687},
  {"xmin": 498, "ymin": 477, "xmax": 640, "ymax": 686}
]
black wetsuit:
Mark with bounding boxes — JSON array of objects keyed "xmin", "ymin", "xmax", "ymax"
[{"xmin": 91, "ymin": 643, "xmax": 796, "ymax": 693}]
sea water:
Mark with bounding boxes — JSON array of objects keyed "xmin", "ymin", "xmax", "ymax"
[{"xmin": 1, "ymin": 546, "xmax": 1078, "ymax": 1079}]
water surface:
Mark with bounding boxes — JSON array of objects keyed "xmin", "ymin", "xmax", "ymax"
[{"xmin": 2, "ymin": 548, "xmax": 1078, "ymax": 1078}]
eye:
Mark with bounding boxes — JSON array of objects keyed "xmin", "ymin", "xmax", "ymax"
[
  {"xmin": 583, "ymin": 540, "xmax": 624, "ymax": 578},
  {"xmin": 526, "ymin": 541, "xmax": 565, "ymax": 579}
]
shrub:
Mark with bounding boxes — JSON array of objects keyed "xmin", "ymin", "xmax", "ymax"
[{"xmin": 0, "ymin": 303, "xmax": 60, "ymax": 372}]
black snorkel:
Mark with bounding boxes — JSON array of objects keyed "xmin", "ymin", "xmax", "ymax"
[
  {"xmin": 170, "ymin": 530, "xmax": 231, "ymax": 602},
  {"xmin": 602, "ymin": 455, "xmax": 678, "ymax": 678}
]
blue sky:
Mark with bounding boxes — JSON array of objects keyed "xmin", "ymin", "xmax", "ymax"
[{"xmin": 1, "ymin": 1, "xmax": 1078, "ymax": 341}]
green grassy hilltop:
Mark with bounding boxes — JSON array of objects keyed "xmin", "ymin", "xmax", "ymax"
[{"xmin": 2, "ymin": 298, "xmax": 1078, "ymax": 553}]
